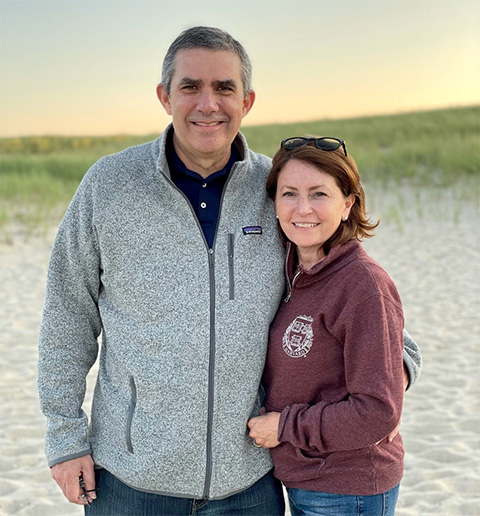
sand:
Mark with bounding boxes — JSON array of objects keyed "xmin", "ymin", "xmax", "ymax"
[{"xmin": 0, "ymin": 185, "xmax": 479, "ymax": 515}]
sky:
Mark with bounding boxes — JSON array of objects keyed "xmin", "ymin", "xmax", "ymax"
[{"xmin": 0, "ymin": 0, "xmax": 479, "ymax": 137}]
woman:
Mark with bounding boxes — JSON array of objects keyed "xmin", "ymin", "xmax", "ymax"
[{"xmin": 248, "ymin": 136, "xmax": 404, "ymax": 515}]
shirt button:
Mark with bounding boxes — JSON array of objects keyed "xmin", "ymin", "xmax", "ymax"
[
  {"xmin": 202, "ymin": 183, "xmax": 207, "ymax": 188},
  {"xmin": 200, "ymin": 202, "xmax": 207, "ymax": 209}
]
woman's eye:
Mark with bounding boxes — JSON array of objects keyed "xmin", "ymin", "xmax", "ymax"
[
  {"xmin": 282, "ymin": 191, "xmax": 294, "ymax": 197},
  {"xmin": 314, "ymin": 192, "xmax": 326, "ymax": 198}
]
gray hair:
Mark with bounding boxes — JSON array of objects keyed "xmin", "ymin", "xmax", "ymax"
[{"xmin": 161, "ymin": 26, "xmax": 252, "ymax": 98}]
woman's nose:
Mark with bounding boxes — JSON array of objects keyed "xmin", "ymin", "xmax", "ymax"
[{"xmin": 296, "ymin": 196, "xmax": 313, "ymax": 215}]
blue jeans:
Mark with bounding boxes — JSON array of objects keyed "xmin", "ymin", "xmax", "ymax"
[
  {"xmin": 286, "ymin": 484, "xmax": 400, "ymax": 516},
  {"xmin": 85, "ymin": 468, "xmax": 285, "ymax": 515}
]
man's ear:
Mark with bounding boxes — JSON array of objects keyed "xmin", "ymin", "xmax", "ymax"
[
  {"xmin": 156, "ymin": 84, "xmax": 172, "ymax": 115},
  {"xmin": 242, "ymin": 90, "xmax": 256, "ymax": 118}
]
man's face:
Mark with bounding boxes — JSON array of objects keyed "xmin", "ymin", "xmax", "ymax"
[{"xmin": 157, "ymin": 48, "xmax": 255, "ymax": 172}]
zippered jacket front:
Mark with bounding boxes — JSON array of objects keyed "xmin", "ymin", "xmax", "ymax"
[{"xmin": 38, "ymin": 126, "xmax": 286, "ymax": 499}]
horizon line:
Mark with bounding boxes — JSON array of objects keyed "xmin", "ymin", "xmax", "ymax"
[{"xmin": 1, "ymin": 103, "xmax": 478, "ymax": 140}]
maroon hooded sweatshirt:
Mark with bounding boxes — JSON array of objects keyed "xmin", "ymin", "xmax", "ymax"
[{"xmin": 263, "ymin": 239, "xmax": 405, "ymax": 495}]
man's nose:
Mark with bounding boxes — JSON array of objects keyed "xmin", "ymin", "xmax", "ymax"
[{"xmin": 197, "ymin": 89, "xmax": 218, "ymax": 113}]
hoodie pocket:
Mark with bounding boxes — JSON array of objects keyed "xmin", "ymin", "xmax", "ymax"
[
  {"xmin": 126, "ymin": 376, "xmax": 137, "ymax": 454},
  {"xmin": 228, "ymin": 233, "xmax": 235, "ymax": 300}
]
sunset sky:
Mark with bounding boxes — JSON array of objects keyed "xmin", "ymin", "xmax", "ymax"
[{"xmin": 1, "ymin": 0, "xmax": 479, "ymax": 137}]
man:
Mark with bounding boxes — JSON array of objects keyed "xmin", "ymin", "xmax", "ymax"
[{"xmin": 38, "ymin": 27, "xmax": 421, "ymax": 515}]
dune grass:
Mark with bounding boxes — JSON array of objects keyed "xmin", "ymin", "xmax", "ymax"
[
  {"xmin": 243, "ymin": 105, "xmax": 480, "ymax": 187},
  {"xmin": 0, "ymin": 106, "xmax": 478, "ymax": 241}
]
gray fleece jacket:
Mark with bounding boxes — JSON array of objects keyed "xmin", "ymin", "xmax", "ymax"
[
  {"xmin": 38, "ymin": 127, "xmax": 285, "ymax": 499},
  {"xmin": 38, "ymin": 126, "xmax": 422, "ymax": 500}
]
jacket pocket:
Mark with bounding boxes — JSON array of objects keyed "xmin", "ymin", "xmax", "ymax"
[
  {"xmin": 228, "ymin": 233, "xmax": 234, "ymax": 300},
  {"xmin": 126, "ymin": 376, "xmax": 137, "ymax": 454}
]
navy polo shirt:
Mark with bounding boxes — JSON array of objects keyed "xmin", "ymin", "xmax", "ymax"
[{"xmin": 166, "ymin": 132, "xmax": 241, "ymax": 248}]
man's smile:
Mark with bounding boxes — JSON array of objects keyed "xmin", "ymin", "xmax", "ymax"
[{"xmin": 190, "ymin": 120, "xmax": 227, "ymax": 128}]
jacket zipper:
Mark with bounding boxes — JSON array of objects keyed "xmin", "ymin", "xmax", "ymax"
[
  {"xmin": 284, "ymin": 268, "xmax": 301, "ymax": 303},
  {"xmin": 201, "ymin": 165, "xmax": 237, "ymax": 499},
  {"xmin": 202, "ymin": 248, "xmax": 216, "ymax": 500},
  {"xmin": 161, "ymin": 163, "xmax": 238, "ymax": 500},
  {"xmin": 284, "ymin": 244, "xmax": 301, "ymax": 303}
]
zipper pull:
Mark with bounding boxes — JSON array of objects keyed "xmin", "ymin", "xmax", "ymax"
[
  {"xmin": 284, "ymin": 269, "xmax": 301, "ymax": 303},
  {"xmin": 208, "ymin": 248, "xmax": 214, "ymax": 268}
]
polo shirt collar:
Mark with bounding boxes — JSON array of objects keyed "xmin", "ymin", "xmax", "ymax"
[{"xmin": 167, "ymin": 130, "xmax": 241, "ymax": 181}]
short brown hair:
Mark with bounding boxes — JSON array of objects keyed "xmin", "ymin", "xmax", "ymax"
[
  {"xmin": 266, "ymin": 138, "xmax": 379, "ymax": 255},
  {"xmin": 161, "ymin": 26, "xmax": 252, "ymax": 97}
]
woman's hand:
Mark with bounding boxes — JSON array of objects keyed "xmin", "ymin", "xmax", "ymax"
[{"xmin": 247, "ymin": 409, "xmax": 281, "ymax": 448}]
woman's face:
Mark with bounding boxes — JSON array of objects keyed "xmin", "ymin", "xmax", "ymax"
[{"xmin": 275, "ymin": 159, "xmax": 354, "ymax": 264}]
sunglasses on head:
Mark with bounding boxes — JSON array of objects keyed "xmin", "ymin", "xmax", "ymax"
[{"xmin": 280, "ymin": 136, "xmax": 347, "ymax": 156}]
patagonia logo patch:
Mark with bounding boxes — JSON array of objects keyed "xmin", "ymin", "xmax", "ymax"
[{"xmin": 242, "ymin": 226, "xmax": 262, "ymax": 235}]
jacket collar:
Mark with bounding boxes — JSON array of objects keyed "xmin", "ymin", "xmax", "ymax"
[
  {"xmin": 154, "ymin": 124, "xmax": 249, "ymax": 180},
  {"xmin": 284, "ymin": 240, "xmax": 364, "ymax": 299}
]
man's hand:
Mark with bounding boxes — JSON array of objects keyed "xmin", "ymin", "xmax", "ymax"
[
  {"xmin": 247, "ymin": 409, "xmax": 281, "ymax": 449},
  {"xmin": 402, "ymin": 363, "xmax": 410, "ymax": 391},
  {"xmin": 51, "ymin": 454, "xmax": 96, "ymax": 505}
]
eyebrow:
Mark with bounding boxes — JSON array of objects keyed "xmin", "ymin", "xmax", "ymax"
[
  {"xmin": 280, "ymin": 184, "xmax": 328, "ymax": 191},
  {"xmin": 177, "ymin": 78, "xmax": 238, "ymax": 90},
  {"xmin": 178, "ymin": 78, "xmax": 202, "ymax": 88},
  {"xmin": 214, "ymin": 79, "xmax": 237, "ymax": 90}
]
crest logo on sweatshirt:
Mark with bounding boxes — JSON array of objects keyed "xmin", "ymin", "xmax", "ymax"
[{"xmin": 282, "ymin": 315, "xmax": 314, "ymax": 358}]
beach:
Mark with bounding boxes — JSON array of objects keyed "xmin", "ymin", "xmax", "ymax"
[{"xmin": 0, "ymin": 185, "xmax": 479, "ymax": 516}]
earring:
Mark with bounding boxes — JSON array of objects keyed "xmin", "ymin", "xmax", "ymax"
[
  {"xmin": 275, "ymin": 215, "xmax": 279, "ymax": 219},
  {"xmin": 343, "ymin": 215, "xmax": 348, "ymax": 221}
]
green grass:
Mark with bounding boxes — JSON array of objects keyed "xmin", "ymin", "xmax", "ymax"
[
  {"xmin": 243, "ymin": 105, "xmax": 480, "ymax": 187},
  {"xmin": 1, "ymin": 105, "xmax": 478, "ymax": 240}
]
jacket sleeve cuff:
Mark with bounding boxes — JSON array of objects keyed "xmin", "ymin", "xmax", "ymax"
[
  {"xmin": 277, "ymin": 406, "xmax": 290, "ymax": 443},
  {"xmin": 48, "ymin": 448, "xmax": 92, "ymax": 468}
]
